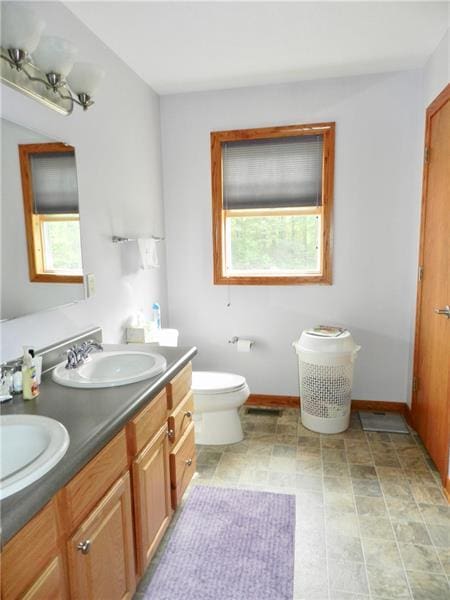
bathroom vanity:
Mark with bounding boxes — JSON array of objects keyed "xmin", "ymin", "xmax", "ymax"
[{"xmin": 0, "ymin": 344, "xmax": 197, "ymax": 600}]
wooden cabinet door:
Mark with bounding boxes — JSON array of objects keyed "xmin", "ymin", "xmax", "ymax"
[
  {"xmin": 22, "ymin": 556, "xmax": 67, "ymax": 600},
  {"xmin": 67, "ymin": 472, "xmax": 136, "ymax": 600},
  {"xmin": 132, "ymin": 424, "xmax": 172, "ymax": 576}
]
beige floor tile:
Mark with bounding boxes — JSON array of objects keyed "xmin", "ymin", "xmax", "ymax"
[
  {"xmin": 380, "ymin": 479, "xmax": 412, "ymax": 499},
  {"xmin": 385, "ymin": 497, "xmax": 423, "ymax": 523},
  {"xmin": 355, "ymin": 495, "xmax": 387, "ymax": 518},
  {"xmin": 326, "ymin": 512, "xmax": 360, "ymax": 538},
  {"xmin": 328, "ymin": 560, "xmax": 369, "ymax": 595},
  {"xmin": 399, "ymin": 543, "xmax": 444, "ymax": 574},
  {"xmin": 366, "ymin": 565, "xmax": 411, "ymax": 599},
  {"xmin": 435, "ymin": 547, "xmax": 450, "ymax": 575},
  {"xmin": 358, "ymin": 516, "xmax": 395, "ymax": 541},
  {"xmin": 324, "ymin": 462, "xmax": 351, "ymax": 478},
  {"xmin": 322, "ymin": 448, "xmax": 348, "ymax": 464},
  {"xmin": 321, "ymin": 437, "xmax": 346, "ymax": 450},
  {"xmin": 323, "ymin": 476, "xmax": 353, "ymax": 494},
  {"xmin": 362, "ymin": 538, "xmax": 403, "ymax": 570},
  {"xmin": 327, "ymin": 531, "xmax": 364, "ymax": 562},
  {"xmin": 410, "ymin": 483, "xmax": 447, "ymax": 506},
  {"xmin": 324, "ymin": 492, "xmax": 357, "ymax": 514},
  {"xmin": 392, "ymin": 520, "xmax": 433, "ymax": 546},
  {"xmin": 296, "ymin": 456, "xmax": 323, "ymax": 475},
  {"xmin": 351, "ymin": 479, "xmax": 382, "ymax": 497},
  {"xmin": 406, "ymin": 571, "xmax": 450, "ymax": 600},
  {"xmin": 349, "ymin": 465, "xmax": 377, "ymax": 480}
]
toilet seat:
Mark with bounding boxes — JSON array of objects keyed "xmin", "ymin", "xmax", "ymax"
[{"xmin": 192, "ymin": 371, "xmax": 247, "ymax": 395}]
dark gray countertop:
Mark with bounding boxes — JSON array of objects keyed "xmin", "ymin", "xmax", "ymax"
[{"xmin": 0, "ymin": 344, "xmax": 197, "ymax": 546}]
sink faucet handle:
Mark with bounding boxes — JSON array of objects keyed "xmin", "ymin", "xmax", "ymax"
[{"xmin": 65, "ymin": 348, "xmax": 78, "ymax": 369}]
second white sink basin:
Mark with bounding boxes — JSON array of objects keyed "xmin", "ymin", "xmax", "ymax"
[
  {"xmin": 0, "ymin": 415, "xmax": 69, "ymax": 500},
  {"xmin": 52, "ymin": 350, "xmax": 167, "ymax": 388}
]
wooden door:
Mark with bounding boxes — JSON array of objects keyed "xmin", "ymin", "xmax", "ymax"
[
  {"xmin": 132, "ymin": 424, "xmax": 172, "ymax": 576},
  {"xmin": 412, "ymin": 84, "xmax": 450, "ymax": 485},
  {"xmin": 67, "ymin": 472, "xmax": 136, "ymax": 600}
]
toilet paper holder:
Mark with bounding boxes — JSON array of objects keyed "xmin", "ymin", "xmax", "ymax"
[{"xmin": 228, "ymin": 336, "xmax": 255, "ymax": 348}]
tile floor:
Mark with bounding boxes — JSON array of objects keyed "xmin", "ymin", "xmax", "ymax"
[{"xmin": 135, "ymin": 408, "xmax": 450, "ymax": 600}]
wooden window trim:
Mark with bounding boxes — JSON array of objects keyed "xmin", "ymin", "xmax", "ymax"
[
  {"xmin": 211, "ymin": 122, "xmax": 335, "ymax": 285},
  {"xmin": 18, "ymin": 142, "xmax": 83, "ymax": 284}
]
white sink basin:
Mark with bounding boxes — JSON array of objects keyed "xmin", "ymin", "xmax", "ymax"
[
  {"xmin": 0, "ymin": 415, "xmax": 69, "ymax": 500},
  {"xmin": 52, "ymin": 350, "xmax": 167, "ymax": 388}
]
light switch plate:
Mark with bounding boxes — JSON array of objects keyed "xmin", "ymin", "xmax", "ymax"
[{"xmin": 86, "ymin": 273, "xmax": 96, "ymax": 297}]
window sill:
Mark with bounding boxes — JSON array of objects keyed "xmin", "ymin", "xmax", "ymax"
[
  {"xmin": 31, "ymin": 273, "xmax": 84, "ymax": 284},
  {"xmin": 213, "ymin": 274, "xmax": 332, "ymax": 285}
]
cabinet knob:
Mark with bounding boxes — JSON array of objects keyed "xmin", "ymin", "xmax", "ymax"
[
  {"xmin": 77, "ymin": 540, "xmax": 91, "ymax": 554},
  {"xmin": 166, "ymin": 429, "xmax": 175, "ymax": 439},
  {"xmin": 185, "ymin": 411, "xmax": 192, "ymax": 418},
  {"xmin": 185, "ymin": 458, "xmax": 193, "ymax": 466}
]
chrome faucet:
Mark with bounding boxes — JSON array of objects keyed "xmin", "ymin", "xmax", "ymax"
[{"xmin": 65, "ymin": 340, "xmax": 103, "ymax": 369}]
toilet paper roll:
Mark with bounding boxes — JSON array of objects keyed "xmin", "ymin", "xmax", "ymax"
[{"xmin": 236, "ymin": 339, "xmax": 253, "ymax": 352}]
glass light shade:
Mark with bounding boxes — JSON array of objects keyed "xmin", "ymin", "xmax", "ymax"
[
  {"xmin": 67, "ymin": 62, "xmax": 105, "ymax": 96},
  {"xmin": 1, "ymin": 2, "xmax": 45, "ymax": 53},
  {"xmin": 32, "ymin": 35, "xmax": 77, "ymax": 77}
]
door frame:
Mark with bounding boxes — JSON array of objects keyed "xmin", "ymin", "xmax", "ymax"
[{"xmin": 411, "ymin": 83, "xmax": 450, "ymax": 486}]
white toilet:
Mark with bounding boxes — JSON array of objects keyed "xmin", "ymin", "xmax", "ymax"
[{"xmin": 192, "ymin": 371, "xmax": 250, "ymax": 445}]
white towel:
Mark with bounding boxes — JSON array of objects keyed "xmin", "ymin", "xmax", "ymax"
[{"xmin": 137, "ymin": 238, "xmax": 159, "ymax": 269}]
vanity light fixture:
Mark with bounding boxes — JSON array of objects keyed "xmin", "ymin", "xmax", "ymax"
[{"xmin": 1, "ymin": 2, "xmax": 105, "ymax": 114}]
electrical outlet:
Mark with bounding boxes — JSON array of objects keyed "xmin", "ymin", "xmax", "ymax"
[{"xmin": 86, "ymin": 273, "xmax": 96, "ymax": 297}]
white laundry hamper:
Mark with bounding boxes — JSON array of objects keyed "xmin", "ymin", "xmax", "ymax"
[{"xmin": 293, "ymin": 330, "xmax": 361, "ymax": 434}]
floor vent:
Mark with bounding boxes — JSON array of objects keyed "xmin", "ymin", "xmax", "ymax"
[
  {"xmin": 246, "ymin": 407, "xmax": 282, "ymax": 417},
  {"xmin": 358, "ymin": 410, "xmax": 409, "ymax": 434}
]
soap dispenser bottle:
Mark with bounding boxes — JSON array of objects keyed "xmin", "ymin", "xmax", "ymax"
[{"xmin": 22, "ymin": 347, "xmax": 39, "ymax": 400}]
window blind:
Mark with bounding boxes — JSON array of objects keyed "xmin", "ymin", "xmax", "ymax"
[
  {"xmin": 30, "ymin": 151, "xmax": 79, "ymax": 214},
  {"xmin": 222, "ymin": 135, "xmax": 323, "ymax": 210}
]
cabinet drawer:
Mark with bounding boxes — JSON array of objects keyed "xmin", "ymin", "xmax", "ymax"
[
  {"xmin": 127, "ymin": 388, "xmax": 168, "ymax": 456},
  {"xmin": 63, "ymin": 430, "xmax": 128, "ymax": 531},
  {"xmin": 167, "ymin": 363, "xmax": 192, "ymax": 411},
  {"xmin": 168, "ymin": 391, "xmax": 194, "ymax": 445},
  {"xmin": 169, "ymin": 423, "xmax": 196, "ymax": 509},
  {"xmin": 2, "ymin": 500, "xmax": 60, "ymax": 600}
]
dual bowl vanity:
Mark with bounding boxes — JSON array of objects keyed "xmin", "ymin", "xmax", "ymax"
[{"xmin": 0, "ymin": 339, "xmax": 197, "ymax": 600}]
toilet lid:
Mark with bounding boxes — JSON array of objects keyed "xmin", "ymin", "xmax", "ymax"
[{"xmin": 192, "ymin": 371, "xmax": 247, "ymax": 394}]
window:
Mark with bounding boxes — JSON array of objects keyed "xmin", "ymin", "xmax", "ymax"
[
  {"xmin": 19, "ymin": 143, "xmax": 83, "ymax": 283},
  {"xmin": 211, "ymin": 122, "xmax": 335, "ymax": 284}
]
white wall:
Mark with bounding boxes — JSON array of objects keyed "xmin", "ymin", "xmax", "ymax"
[
  {"xmin": 0, "ymin": 1, "xmax": 166, "ymax": 361},
  {"xmin": 161, "ymin": 71, "xmax": 423, "ymax": 402},
  {"xmin": 423, "ymin": 28, "xmax": 449, "ymax": 107}
]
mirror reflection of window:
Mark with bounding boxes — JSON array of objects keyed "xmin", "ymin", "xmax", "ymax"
[{"xmin": 19, "ymin": 143, "xmax": 83, "ymax": 283}]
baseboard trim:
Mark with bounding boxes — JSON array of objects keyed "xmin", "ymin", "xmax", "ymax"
[
  {"xmin": 245, "ymin": 394, "xmax": 408, "ymax": 414},
  {"xmin": 351, "ymin": 400, "xmax": 407, "ymax": 414},
  {"xmin": 444, "ymin": 479, "xmax": 450, "ymax": 504},
  {"xmin": 246, "ymin": 394, "xmax": 300, "ymax": 408}
]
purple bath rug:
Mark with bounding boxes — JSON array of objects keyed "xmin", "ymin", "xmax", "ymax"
[{"xmin": 143, "ymin": 485, "xmax": 295, "ymax": 600}]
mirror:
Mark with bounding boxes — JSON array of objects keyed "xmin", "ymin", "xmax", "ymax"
[{"xmin": 1, "ymin": 118, "xmax": 85, "ymax": 321}]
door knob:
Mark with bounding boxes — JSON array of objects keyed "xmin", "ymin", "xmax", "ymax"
[
  {"xmin": 76, "ymin": 540, "xmax": 91, "ymax": 554},
  {"xmin": 434, "ymin": 305, "xmax": 450, "ymax": 318},
  {"xmin": 185, "ymin": 458, "xmax": 193, "ymax": 466}
]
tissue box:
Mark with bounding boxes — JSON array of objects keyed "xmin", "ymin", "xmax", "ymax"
[{"xmin": 126, "ymin": 327, "xmax": 147, "ymax": 343}]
